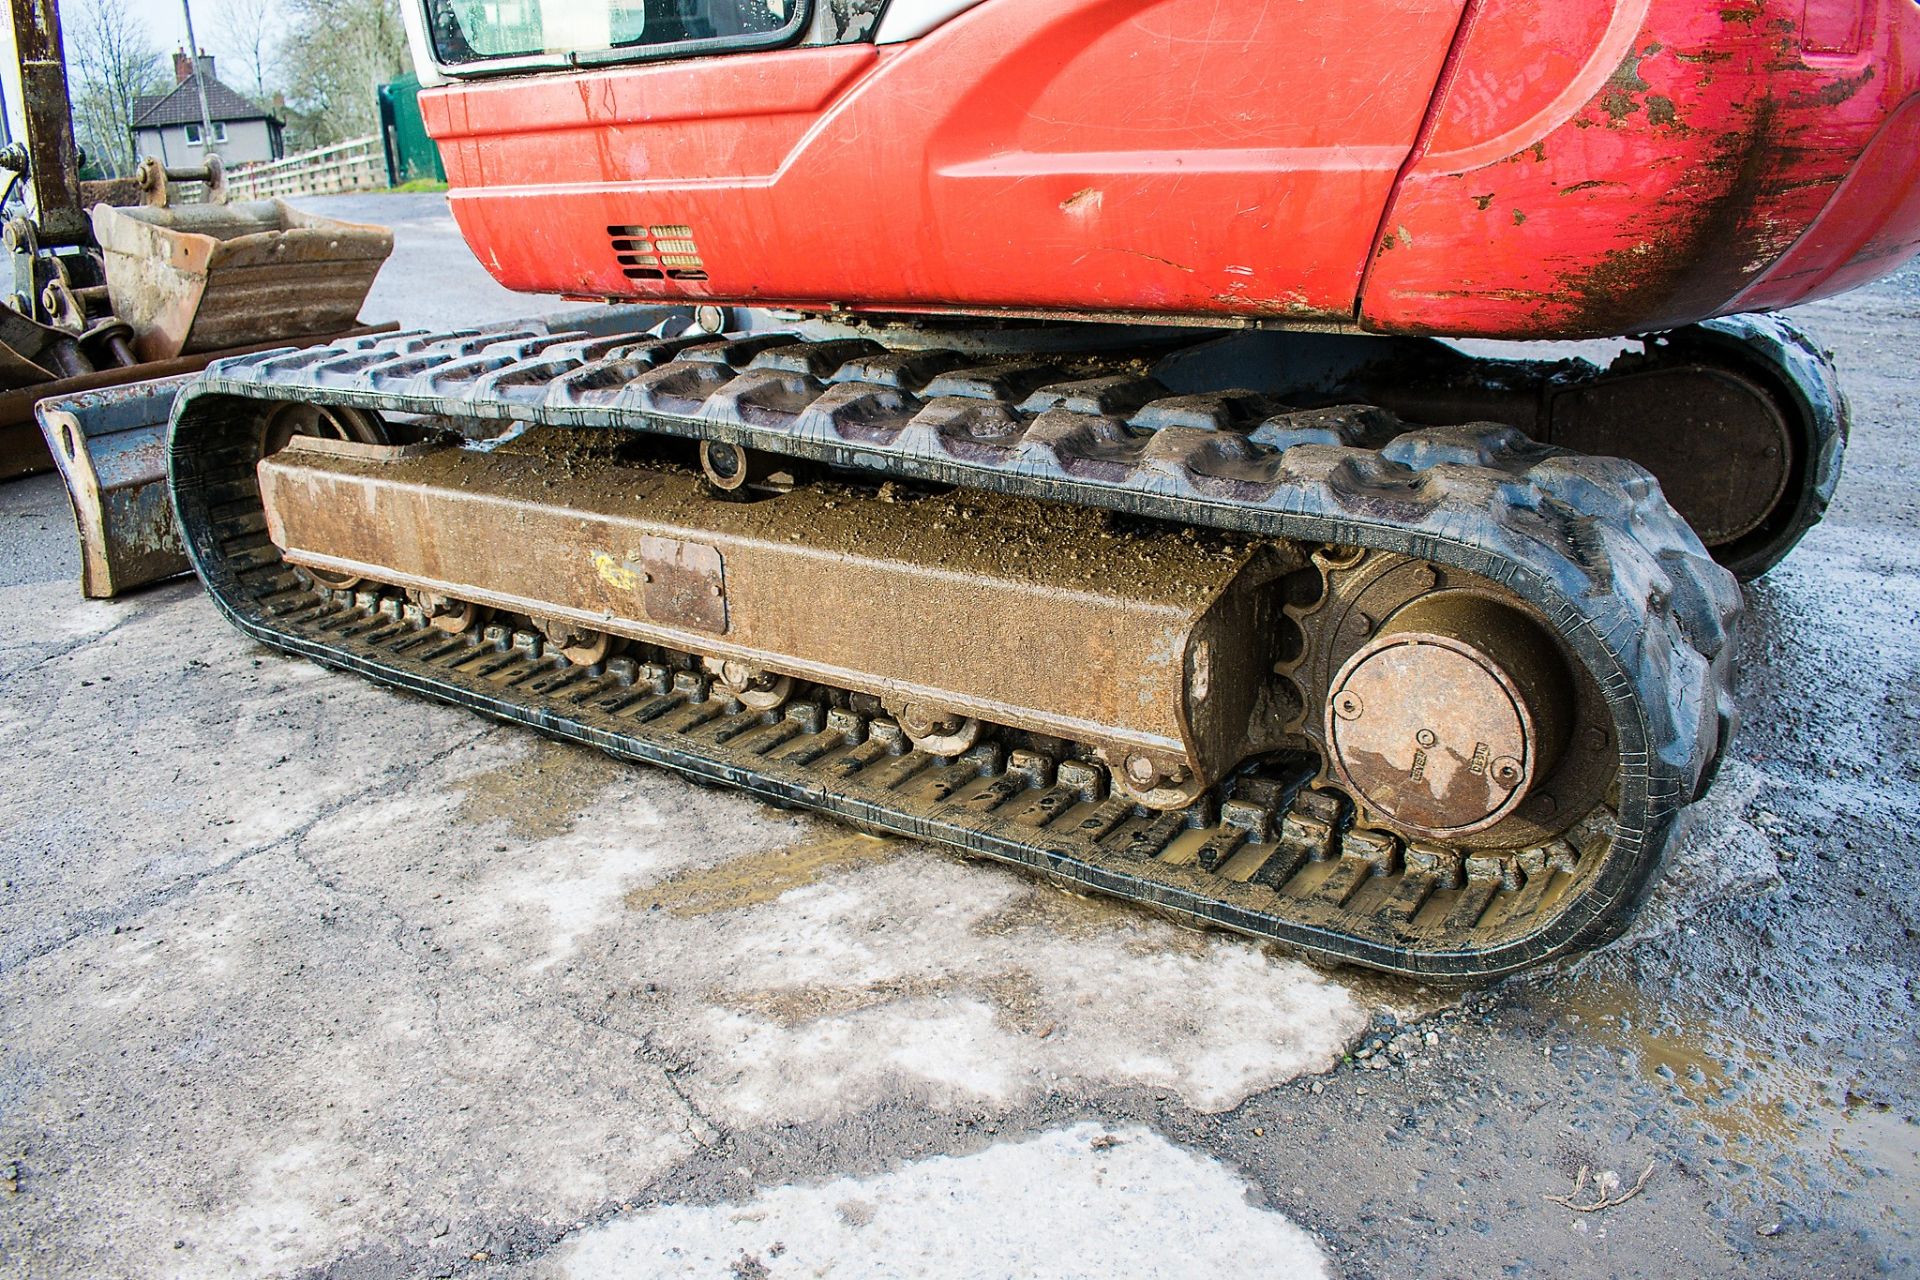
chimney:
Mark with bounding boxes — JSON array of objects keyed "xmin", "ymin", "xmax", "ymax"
[{"xmin": 173, "ymin": 49, "xmax": 214, "ymax": 83}]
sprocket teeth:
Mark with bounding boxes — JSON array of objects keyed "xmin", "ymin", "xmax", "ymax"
[{"xmin": 1275, "ymin": 544, "xmax": 1367, "ymax": 737}]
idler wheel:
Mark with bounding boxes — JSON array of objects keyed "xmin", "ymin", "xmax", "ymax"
[
  {"xmin": 1326, "ymin": 592, "xmax": 1572, "ymax": 838},
  {"xmin": 260, "ymin": 402, "xmax": 386, "ymax": 458}
]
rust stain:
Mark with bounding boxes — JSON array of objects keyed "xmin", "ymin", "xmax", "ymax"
[
  {"xmin": 1597, "ymin": 45, "xmax": 1656, "ymax": 124},
  {"xmin": 630, "ymin": 830, "xmax": 904, "ymax": 916},
  {"xmin": 1558, "ymin": 179, "xmax": 1626, "ymax": 195},
  {"xmin": 722, "ymin": 973, "xmax": 950, "ymax": 1025},
  {"xmin": 455, "ymin": 739, "xmax": 628, "ymax": 839},
  {"xmin": 1789, "ymin": 66, "xmax": 1877, "ymax": 109},
  {"xmin": 720, "ymin": 968, "xmax": 1053, "ymax": 1036},
  {"xmin": 1559, "ymin": 98, "xmax": 1792, "ymax": 334},
  {"xmin": 1591, "ymin": 43, "xmax": 1694, "ymax": 133},
  {"xmin": 976, "ymin": 881, "xmax": 1211, "ymax": 956},
  {"xmin": 1106, "ymin": 247, "xmax": 1195, "ymax": 273}
]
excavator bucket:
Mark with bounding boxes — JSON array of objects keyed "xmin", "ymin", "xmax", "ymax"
[
  {"xmin": 6, "ymin": 157, "xmax": 398, "ymax": 598},
  {"xmin": 34, "ymin": 376, "xmax": 192, "ymax": 598},
  {"xmin": 90, "ymin": 197, "xmax": 393, "ymax": 363},
  {"xmin": 35, "ymin": 304, "xmax": 697, "ymax": 599}
]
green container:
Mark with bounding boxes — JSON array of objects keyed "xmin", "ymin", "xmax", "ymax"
[{"xmin": 377, "ymin": 73, "xmax": 447, "ymax": 187}]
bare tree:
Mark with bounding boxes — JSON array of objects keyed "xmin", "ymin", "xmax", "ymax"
[
  {"xmin": 65, "ymin": 0, "xmax": 169, "ymax": 178},
  {"xmin": 210, "ymin": 0, "xmax": 280, "ymax": 101},
  {"xmin": 279, "ymin": 0, "xmax": 410, "ymax": 145}
]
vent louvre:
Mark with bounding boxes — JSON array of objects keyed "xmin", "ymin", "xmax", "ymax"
[{"xmin": 606, "ymin": 223, "xmax": 708, "ymax": 282}]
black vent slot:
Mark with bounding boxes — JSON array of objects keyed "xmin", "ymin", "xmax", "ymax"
[{"xmin": 607, "ymin": 223, "xmax": 708, "ymax": 281}]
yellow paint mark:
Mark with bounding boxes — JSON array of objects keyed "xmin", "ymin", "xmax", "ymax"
[{"xmin": 592, "ymin": 550, "xmax": 640, "ymax": 592}]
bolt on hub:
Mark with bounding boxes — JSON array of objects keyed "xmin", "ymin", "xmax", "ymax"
[{"xmin": 1326, "ymin": 592, "xmax": 1572, "ymax": 838}]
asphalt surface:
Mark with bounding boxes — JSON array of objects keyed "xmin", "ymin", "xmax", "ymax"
[{"xmin": 0, "ymin": 194, "xmax": 1914, "ymax": 1279}]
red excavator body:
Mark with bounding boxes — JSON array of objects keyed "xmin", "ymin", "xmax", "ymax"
[
  {"xmin": 158, "ymin": 0, "xmax": 1905, "ymax": 977},
  {"xmin": 416, "ymin": 0, "xmax": 1920, "ymax": 338}
]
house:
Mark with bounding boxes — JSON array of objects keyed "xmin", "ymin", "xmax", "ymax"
[{"xmin": 131, "ymin": 53, "xmax": 286, "ymax": 169}]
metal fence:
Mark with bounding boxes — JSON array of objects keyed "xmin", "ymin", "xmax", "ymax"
[{"xmin": 226, "ymin": 136, "xmax": 386, "ymax": 201}]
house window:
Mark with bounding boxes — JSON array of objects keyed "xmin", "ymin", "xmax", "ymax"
[{"xmin": 184, "ymin": 122, "xmax": 229, "ymax": 146}]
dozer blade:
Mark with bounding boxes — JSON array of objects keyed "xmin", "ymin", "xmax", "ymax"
[
  {"xmin": 26, "ymin": 324, "xmax": 406, "ymax": 597},
  {"xmin": 33, "ymin": 377, "xmax": 193, "ymax": 598}
]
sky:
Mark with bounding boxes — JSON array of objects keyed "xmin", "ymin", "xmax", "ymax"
[
  {"xmin": 1, "ymin": 0, "xmax": 285, "ymax": 148},
  {"xmin": 121, "ymin": 0, "xmax": 243, "ymax": 66}
]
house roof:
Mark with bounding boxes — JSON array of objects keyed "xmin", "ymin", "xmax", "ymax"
[{"xmin": 132, "ymin": 75, "xmax": 279, "ymax": 129}]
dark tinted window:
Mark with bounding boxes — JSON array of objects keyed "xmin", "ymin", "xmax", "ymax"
[{"xmin": 427, "ymin": 0, "xmax": 800, "ymax": 65}]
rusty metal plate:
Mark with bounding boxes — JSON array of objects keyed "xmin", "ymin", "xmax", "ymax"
[
  {"xmin": 639, "ymin": 535, "xmax": 727, "ymax": 634},
  {"xmin": 33, "ymin": 376, "xmax": 195, "ymax": 598},
  {"xmin": 254, "ymin": 431, "xmax": 1298, "ymax": 785}
]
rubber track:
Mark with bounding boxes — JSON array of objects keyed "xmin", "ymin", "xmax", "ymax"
[
  {"xmin": 168, "ymin": 318, "xmax": 1745, "ymax": 978},
  {"xmin": 1653, "ymin": 316, "xmax": 1849, "ymax": 579}
]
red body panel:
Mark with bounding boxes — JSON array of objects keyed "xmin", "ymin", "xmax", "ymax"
[
  {"xmin": 1364, "ymin": 0, "xmax": 1920, "ymax": 335},
  {"xmin": 423, "ymin": 0, "xmax": 1920, "ymax": 338}
]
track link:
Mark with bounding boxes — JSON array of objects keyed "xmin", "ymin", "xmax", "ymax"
[{"xmin": 168, "ymin": 317, "xmax": 1744, "ymax": 978}]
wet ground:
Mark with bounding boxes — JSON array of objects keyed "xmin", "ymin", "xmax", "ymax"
[{"xmin": 0, "ymin": 195, "xmax": 1915, "ymax": 1279}]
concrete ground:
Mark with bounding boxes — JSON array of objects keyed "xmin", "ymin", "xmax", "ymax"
[{"xmin": 1, "ymin": 194, "xmax": 1915, "ymax": 1279}]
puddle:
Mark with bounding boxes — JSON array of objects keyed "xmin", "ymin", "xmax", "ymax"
[
  {"xmin": 1830, "ymin": 1104, "xmax": 1920, "ymax": 1227},
  {"xmin": 453, "ymin": 739, "xmax": 631, "ymax": 839},
  {"xmin": 1561, "ymin": 977, "xmax": 1818, "ymax": 1150},
  {"xmin": 628, "ymin": 829, "xmax": 904, "ymax": 916},
  {"xmin": 1552, "ymin": 960, "xmax": 1918, "ymax": 1229}
]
